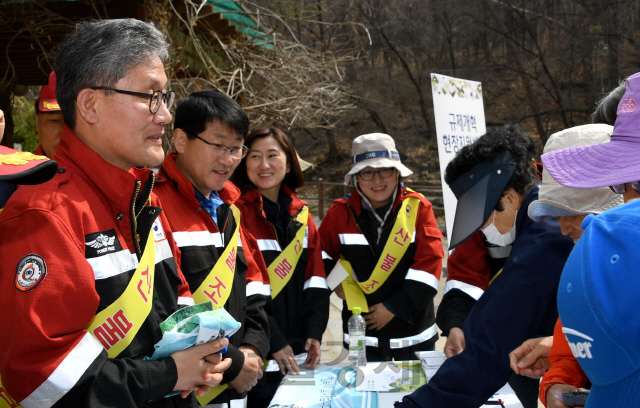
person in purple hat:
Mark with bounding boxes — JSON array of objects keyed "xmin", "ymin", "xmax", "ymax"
[{"xmin": 543, "ymin": 71, "xmax": 640, "ymax": 197}]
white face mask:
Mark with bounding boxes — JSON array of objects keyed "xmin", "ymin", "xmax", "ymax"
[{"xmin": 482, "ymin": 210, "xmax": 516, "ymax": 246}]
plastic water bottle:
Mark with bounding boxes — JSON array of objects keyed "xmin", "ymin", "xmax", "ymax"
[{"xmin": 348, "ymin": 307, "xmax": 367, "ymax": 366}]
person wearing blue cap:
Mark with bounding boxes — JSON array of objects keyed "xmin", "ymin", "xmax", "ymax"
[
  {"xmin": 399, "ymin": 125, "xmax": 574, "ymax": 408},
  {"xmin": 540, "ymin": 71, "xmax": 640, "ymax": 408},
  {"xmin": 555, "ymin": 200, "xmax": 640, "ymax": 408}
]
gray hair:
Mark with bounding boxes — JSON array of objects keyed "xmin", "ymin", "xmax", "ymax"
[{"xmin": 54, "ymin": 19, "xmax": 170, "ymax": 129}]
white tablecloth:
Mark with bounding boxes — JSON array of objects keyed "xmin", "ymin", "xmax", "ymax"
[{"xmin": 268, "ymin": 354, "xmax": 524, "ymax": 408}]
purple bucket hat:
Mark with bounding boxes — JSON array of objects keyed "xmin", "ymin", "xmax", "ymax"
[{"xmin": 542, "ymin": 72, "xmax": 640, "ymax": 189}]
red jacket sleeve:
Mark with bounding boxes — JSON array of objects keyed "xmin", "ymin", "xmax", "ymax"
[
  {"xmin": 236, "ymin": 226, "xmax": 270, "ymax": 361},
  {"xmin": 302, "ymin": 215, "xmax": 330, "ymax": 341},
  {"xmin": 436, "ymin": 231, "xmax": 491, "ymax": 335},
  {"xmin": 318, "ymin": 201, "xmax": 344, "ymax": 266},
  {"xmin": 539, "ymin": 318, "xmax": 589, "ymax": 406},
  {"xmin": 240, "ymin": 226, "xmax": 269, "ymax": 286},
  {"xmin": 446, "ymin": 230, "xmax": 491, "ymax": 292},
  {"xmin": 0, "ymin": 210, "xmax": 177, "ymax": 406}
]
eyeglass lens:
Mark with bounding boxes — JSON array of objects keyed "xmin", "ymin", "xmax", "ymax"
[
  {"xmin": 150, "ymin": 91, "xmax": 175, "ymax": 113},
  {"xmin": 225, "ymin": 145, "xmax": 248, "ymax": 159},
  {"xmin": 609, "ymin": 181, "xmax": 640, "ymax": 194},
  {"xmin": 193, "ymin": 133, "xmax": 248, "ymax": 159},
  {"xmin": 358, "ymin": 168, "xmax": 394, "ymax": 181}
]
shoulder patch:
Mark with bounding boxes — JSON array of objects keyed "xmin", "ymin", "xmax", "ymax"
[
  {"xmin": 85, "ymin": 229, "xmax": 123, "ymax": 258},
  {"xmin": 15, "ymin": 254, "xmax": 47, "ymax": 292}
]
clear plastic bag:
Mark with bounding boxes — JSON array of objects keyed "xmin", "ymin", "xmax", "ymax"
[{"xmin": 550, "ymin": 389, "xmax": 589, "ymax": 407}]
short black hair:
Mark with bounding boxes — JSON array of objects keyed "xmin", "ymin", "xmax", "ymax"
[
  {"xmin": 173, "ymin": 90, "xmax": 249, "ymax": 139},
  {"xmin": 444, "ymin": 124, "xmax": 537, "ymax": 211},
  {"xmin": 590, "ymin": 81, "xmax": 626, "ymax": 126}
]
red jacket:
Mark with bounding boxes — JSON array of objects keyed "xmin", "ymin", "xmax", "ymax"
[
  {"xmin": 154, "ymin": 152, "xmax": 270, "ymax": 404},
  {"xmin": 436, "ymin": 230, "xmax": 496, "ymax": 335},
  {"xmin": 539, "ymin": 318, "xmax": 589, "ymax": 406},
  {"xmin": 236, "ymin": 186, "xmax": 330, "ymax": 356},
  {"xmin": 319, "ymin": 186, "xmax": 444, "ymax": 358},
  {"xmin": 0, "ymin": 127, "xmax": 194, "ymax": 407}
]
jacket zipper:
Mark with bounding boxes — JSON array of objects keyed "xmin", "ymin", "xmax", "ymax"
[
  {"xmin": 347, "ymin": 204, "xmax": 376, "ymax": 256},
  {"xmin": 130, "ymin": 180, "xmax": 142, "ymax": 258},
  {"xmin": 259, "ymin": 202, "xmax": 281, "ymax": 250}
]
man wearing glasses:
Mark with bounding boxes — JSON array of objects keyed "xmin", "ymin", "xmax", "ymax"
[
  {"xmin": 0, "ymin": 19, "xmax": 231, "ymax": 408},
  {"xmin": 154, "ymin": 90, "xmax": 270, "ymax": 408}
]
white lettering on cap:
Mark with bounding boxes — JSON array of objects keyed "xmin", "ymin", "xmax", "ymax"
[{"xmin": 563, "ymin": 327, "xmax": 594, "ymax": 359}]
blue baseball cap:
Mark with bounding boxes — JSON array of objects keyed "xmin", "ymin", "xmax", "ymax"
[{"xmin": 557, "ymin": 198, "xmax": 640, "ymax": 408}]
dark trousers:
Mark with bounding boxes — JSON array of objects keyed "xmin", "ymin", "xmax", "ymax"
[
  {"xmin": 508, "ymin": 372, "xmax": 540, "ymax": 408},
  {"xmin": 247, "ymin": 371, "xmax": 284, "ymax": 408}
]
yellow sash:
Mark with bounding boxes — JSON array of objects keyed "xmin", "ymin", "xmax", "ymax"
[
  {"xmin": 0, "ymin": 387, "xmax": 18, "ymax": 408},
  {"xmin": 0, "ymin": 223, "xmax": 157, "ymax": 408},
  {"xmin": 192, "ymin": 205, "xmax": 241, "ymax": 406},
  {"xmin": 191, "ymin": 205, "xmax": 240, "ymax": 308},
  {"xmin": 342, "ymin": 194, "xmax": 421, "ymax": 312},
  {"xmin": 267, "ymin": 206, "xmax": 309, "ymax": 299},
  {"xmin": 87, "ymin": 227, "xmax": 156, "ymax": 357}
]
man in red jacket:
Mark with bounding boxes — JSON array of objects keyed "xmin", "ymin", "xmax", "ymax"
[
  {"xmin": 34, "ymin": 71, "xmax": 64, "ymax": 158},
  {"xmin": 154, "ymin": 90, "xmax": 270, "ymax": 408},
  {"xmin": 0, "ymin": 19, "xmax": 229, "ymax": 408}
]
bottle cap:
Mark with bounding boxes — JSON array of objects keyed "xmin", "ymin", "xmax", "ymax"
[{"xmin": 352, "ymin": 307, "xmax": 361, "ymax": 315}]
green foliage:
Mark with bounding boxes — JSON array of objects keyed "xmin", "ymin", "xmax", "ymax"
[{"xmin": 12, "ymin": 96, "xmax": 39, "ymax": 153}]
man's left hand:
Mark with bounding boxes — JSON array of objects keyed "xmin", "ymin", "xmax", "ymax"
[{"xmin": 304, "ymin": 338, "xmax": 321, "ymax": 369}]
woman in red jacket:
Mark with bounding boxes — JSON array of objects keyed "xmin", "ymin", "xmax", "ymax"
[
  {"xmin": 230, "ymin": 127, "xmax": 330, "ymax": 408},
  {"xmin": 318, "ymin": 133, "xmax": 444, "ymax": 362}
]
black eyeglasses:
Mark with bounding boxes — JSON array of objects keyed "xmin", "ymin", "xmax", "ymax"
[
  {"xmin": 609, "ymin": 181, "xmax": 640, "ymax": 194},
  {"xmin": 91, "ymin": 87, "xmax": 175, "ymax": 114},
  {"xmin": 185, "ymin": 130, "xmax": 249, "ymax": 160},
  {"xmin": 357, "ymin": 167, "xmax": 395, "ymax": 181}
]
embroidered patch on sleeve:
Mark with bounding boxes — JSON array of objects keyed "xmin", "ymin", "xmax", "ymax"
[
  {"xmin": 15, "ymin": 254, "xmax": 47, "ymax": 292},
  {"xmin": 85, "ymin": 229, "xmax": 123, "ymax": 258}
]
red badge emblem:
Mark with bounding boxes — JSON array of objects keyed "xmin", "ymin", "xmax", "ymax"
[
  {"xmin": 15, "ymin": 254, "xmax": 47, "ymax": 292},
  {"xmin": 619, "ymin": 98, "xmax": 637, "ymax": 113}
]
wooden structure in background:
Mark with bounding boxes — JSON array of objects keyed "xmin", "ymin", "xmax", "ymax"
[{"xmin": 0, "ymin": 0, "xmax": 263, "ymax": 147}]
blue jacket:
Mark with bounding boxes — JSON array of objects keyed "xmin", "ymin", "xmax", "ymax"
[{"xmin": 399, "ymin": 186, "xmax": 574, "ymax": 407}]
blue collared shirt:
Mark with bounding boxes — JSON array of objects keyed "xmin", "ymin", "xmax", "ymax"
[{"xmin": 194, "ymin": 188, "xmax": 224, "ymax": 225}]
